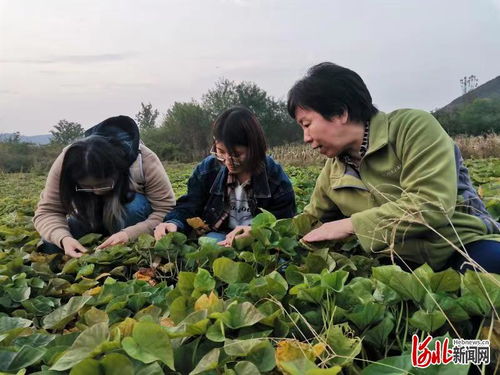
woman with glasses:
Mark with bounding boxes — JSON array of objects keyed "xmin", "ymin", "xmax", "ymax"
[
  {"xmin": 34, "ymin": 115, "xmax": 175, "ymax": 258},
  {"xmin": 154, "ymin": 106, "xmax": 296, "ymax": 246}
]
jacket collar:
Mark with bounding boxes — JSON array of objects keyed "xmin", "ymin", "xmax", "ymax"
[
  {"xmin": 209, "ymin": 162, "xmax": 272, "ymax": 198},
  {"xmin": 365, "ymin": 111, "xmax": 389, "ymax": 157}
]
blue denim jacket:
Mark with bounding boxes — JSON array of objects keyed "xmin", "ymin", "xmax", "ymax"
[{"xmin": 164, "ymin": 155, "xmax": 296, "ymax": 232}]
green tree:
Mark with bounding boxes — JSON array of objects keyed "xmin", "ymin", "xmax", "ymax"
[
  {"xmin": 142, "ymin": 101, "xmax": 211, "ymax": 161},
  {"xmin": 50, "ymin": 120, "xmax": 84, "ymax": 145},
  {"xmin": 135, "ymin": 102, "xmax": 159, "ymax": 131},
  {"xmin": 5, "ymin": 132, "xmax": 21, "ymax": 144},
  {"xmin": 459, "ymin": 98, "xmax": 500, "ymax": 135},
  {"xmin": 202, "ymin": 79, "xmax": 301, "ymax": 147},
  {"xmin": 162, "ymin": 101, "xmax": 211, "ymax": 160}
]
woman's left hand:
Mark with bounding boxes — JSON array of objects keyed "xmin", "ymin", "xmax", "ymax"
[
  {"xmin": 96, "ymin": 231, "xmax": 129, "ymax": 249},
  {"xmin": 302, "ymin": 218, "xmax": 354, "ymax": 242},
  {"xmin": 218, "ymin": 225, "xmax": 252, "ymax": 247}
]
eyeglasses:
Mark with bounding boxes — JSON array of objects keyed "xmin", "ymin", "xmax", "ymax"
[
  {"xmin": 75, "ymin": 182, "xmax": 115, "ymax": 193},
  {"xmin": 210, "ymin": 145, "xmax": 243, "ymax": 168}
]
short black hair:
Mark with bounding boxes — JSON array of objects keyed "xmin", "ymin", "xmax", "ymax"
[
  {"xmin": 287, "ymin": 62, "xmax": 378, "ymax": 123},
  {"xmin": 212, "ymin": 106, "xmax": 267, "ymax": 173}
]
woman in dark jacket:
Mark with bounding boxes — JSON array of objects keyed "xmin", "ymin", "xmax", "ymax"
[{"xmin": 154, "ymin": 106, "xmax": 296, "ymax": 246}]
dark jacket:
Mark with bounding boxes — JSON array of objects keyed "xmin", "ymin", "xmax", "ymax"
[{"xmin": 164, "ymin": 155, "xmax": 296, "ymax": 232}]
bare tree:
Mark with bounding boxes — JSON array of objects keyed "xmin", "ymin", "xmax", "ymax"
[{"xmin": 460, "ymin": 75, "xmax": 479, "ymax": 95}]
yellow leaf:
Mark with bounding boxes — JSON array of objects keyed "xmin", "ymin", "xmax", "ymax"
[
  {"xmin": 313, "ymin": 343, "xmax": 327, "ymax": 357},
  {"xmin": 84, "ymin": 286, "xmax": 102, "ymax": 296},
  {"xmin": 194, "ymin": 291, "xmax": 221, "ymax": 312},
  {"xmin": 160, "ymin": 317, "xmax": 175, "ymax": 327},
  {"xmin": 276, "ymin": 339, "xmax": 316, "ymax": 371},
  {"xmin": 117, "ymin": 317, "xmax": 137, "ymax": 337},
  {"xmin": 194, "ymin": 294, "xmax": 210, "ymax": 311},
  {"xmin": 187, "ymin": 217, "xmax": 209, "ymax": 230}
]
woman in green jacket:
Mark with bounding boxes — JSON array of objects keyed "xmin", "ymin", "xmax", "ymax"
[{"xmin": 288, "ymin": 62, "xmax": 499, "ymax": 272}]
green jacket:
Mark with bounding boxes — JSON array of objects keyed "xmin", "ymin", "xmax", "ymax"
[{"xmin": 299, "ymin": 109, "xmax": 499, "ymax": 270}]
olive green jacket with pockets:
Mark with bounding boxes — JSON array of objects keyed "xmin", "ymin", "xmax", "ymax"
[{"xmin": 299, "ymin": 109, "xmax": 499, "ymax": 270}]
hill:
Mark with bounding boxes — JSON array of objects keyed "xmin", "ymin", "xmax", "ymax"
[
  {"xmin": 0, "ymin": 133, "xmax": 52, "ymax": 144},
  {"xmin": 439, "ymin": 75, "xmax": 500, "ymax": 112}
]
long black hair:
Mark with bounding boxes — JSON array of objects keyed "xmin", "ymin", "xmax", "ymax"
[
  {"xmin": 59, "ymin": 135, "xmax": 134, "ymax": 233},
  {"xmin": 212, "ymin": 106, "xmax": 267, "ymax": 174}
]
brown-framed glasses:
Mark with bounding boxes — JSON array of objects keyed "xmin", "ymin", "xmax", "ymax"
[
  {"xmin": 75, "ymin": 182, "xmax": 115, "ymax": 193},
  {"xmin": 210, "ymin": 144, "xmax": 243, "ymax": 168}
]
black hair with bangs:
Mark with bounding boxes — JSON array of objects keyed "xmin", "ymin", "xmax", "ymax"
[{"xmin": 212, "ymin": 106, "xmax": 267, "ymax": 173}]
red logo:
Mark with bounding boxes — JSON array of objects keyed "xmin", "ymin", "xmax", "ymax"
[{"xmin": 411, "ymin": 335, "xmax": 453, "ymax": 368}]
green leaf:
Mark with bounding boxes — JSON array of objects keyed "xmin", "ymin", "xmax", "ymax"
[
  {"xmin": 279, "ymin": 358, "xmax": 341, "ymax": 375},
  {"xmin": 430, "ymin": 268, "xmax": 461, "ymax": 293},
  {"xmin": 213, "ymin": 258, "xmax": 254, "ymax": 284},
  {"xmin": 13, "ymin": 333, "xmax": 55, "ymax": 348},
  {"xmin": 121, "ymin": 321, "xmax": 174, "ymax": 369},
  {"xmin": 62, "ymin": 258, "xmax": 80, "ymax": 274},
  {"xmin": 84, "ymin": 307, "xmax": 109, "ymax": 327},
  {"xmin": 136, "ymin": 234, "xmax": 155, "ymax": 249},
  {"xmin": 247, "ymin": 340, "xmax": 276, "ymax": 372},
  {"xmin": 206, "ymin": 319, "xmax": 225, "ymax": 342},
  {"xmin": 224, "ymin": 338, "xmax": 261, "ymax": 356},
  {"xmin": 346, "ymin": 302, "xmax": 385, "ymax": 330},
  {"xmin": 0, "ymin": 345, "xmax": 46, "ymax": 372},
  {"xmin": 177, "ymin": 272, "xmax": 196, "ymax": 296},
  {"xmin": 252, "ymin": 209, "xmax": 276, "ymax": 229},
  {"xmin": 335, "ymin": 277, "xmax": 374, "ymax": 309},
  {"xmin": 0, "ymin": 316, "xmax": 32, "ymax": 334},
  {"xmin": 360, "ymin": 354, "xmax": 413, "ymax": 375},
  {"xmin": 363, "ymin": 315, "xmax": 395, "ymax": 349},
  {"xmin": 234, "ymin": 361, "xmax": 260, "ymax": 375},
  {"xmin": 76, "ymin": 264, "xmax": 95, "ymax": 280},
  {"xmin": 214, "ymin": 302, "xmax": 265, "ymax": 329},
  {"xmin": 100, "ymin": 353, "xmax": 134, "ymax": 375},
  {"xmin": 135, "ymin": 362, "xmax": 164, "ymax": 375},
  {"xmin": 50, "ymin": 322, "xmax": 110, "ymax": 371},
  {"xmin": 321, "ymin": 269, "xmax": 349, "ymax": 292},
  {"xmin": 194, "ymin": 268, "xmax": 216, "ymax": 292},
  {"xmin": 325, "ymin": 323, "xmax": 362, "ymax": 367},
  {"xmin": 462, "ymin": 270, "xmax": 500, "ymax": 309},
  {"xmin": 285, "ymin": 265, "xmax": 305, "ymax": 285},
  {"xmin": 21, "ymin": 296, "xmax": 58, "ymax": 316},
  {"xmin": 408, "ymin": 310, "xmax": 447, "ymax": 332},
  {"xmin": 249, "ymin": 271, "xmax": 288, "ymax": 300},
  {"xmin": 43, "ymin": 296, "xmax": 92, "ymax": 330},
  {"xmin": 78, "ymin": 233, "xmax": 103, "ymax": 246},
  {"xmin": 190, "ymin": 348, "xmax": 220, "ymax": 375},
  {"xmin": 69, "ymin": 358, "xmax": 102, "ymax": 375}
]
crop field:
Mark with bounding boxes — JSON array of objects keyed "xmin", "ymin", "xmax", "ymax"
[{"xmin": 0, "ymin": 159, "xmax": 499, "ymax": 374}]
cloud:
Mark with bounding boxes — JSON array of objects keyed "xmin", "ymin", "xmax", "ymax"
[
  {"xmin": 0, "ymin": 53, "xmax": 135, "ymax": 65},
  {"xmin": 0, "ymin": 90, "xmax": 19, "ymax": 95}
]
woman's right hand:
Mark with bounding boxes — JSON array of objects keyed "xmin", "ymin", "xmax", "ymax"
[
  {"xmin": 154, "ymin": 222, "xmax": 178, "ymax": 240},
  {"xmin": 61, "ymin": 237, "xmax": 88, "ymax": 258}
]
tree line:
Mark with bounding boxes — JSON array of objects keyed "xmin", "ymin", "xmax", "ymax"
[
  {"xmin": 432, "ymin": 97, "xmax": 500, "ymax": 136},
  {"xmin": 1, "ymin": 77, "xmax": 499, "ymax": 172}
]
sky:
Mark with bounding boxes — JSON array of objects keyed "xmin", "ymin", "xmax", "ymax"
[{"xmin": 1, "ymin": 0, "xmax": 499, "ymax": 135}]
